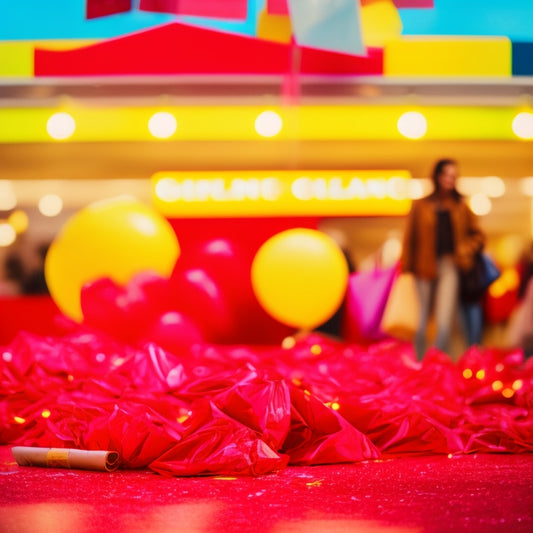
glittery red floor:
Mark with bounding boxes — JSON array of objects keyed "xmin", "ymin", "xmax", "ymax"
[{"xmin": 2, "ymin": 446, "xmax": 532, "ymax": 533}]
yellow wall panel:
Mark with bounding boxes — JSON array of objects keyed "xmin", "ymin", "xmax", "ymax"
[
  {"xmin": 0, "ymin": 42, "xmax": 34, "ymax": 76},
  {"xmin": 0, "ymin": 40, "xmax": 97, "ymax": 76},
  {"xmin": 385, "ymin": 37, "xmax": 511, "ymax": 77},
  {"xmin": 257, "ymin": 8, "xmax": 292, "ymax": 44}
]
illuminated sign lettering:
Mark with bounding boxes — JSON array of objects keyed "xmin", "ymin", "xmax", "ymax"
[{"xmin": 151, "ymin": 170, "xmax": 412, "ymax": 217}]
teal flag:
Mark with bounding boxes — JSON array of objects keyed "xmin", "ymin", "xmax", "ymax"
[{"xmin": 287, "ymin": 0, "xmax": 366, "ymax": 56}]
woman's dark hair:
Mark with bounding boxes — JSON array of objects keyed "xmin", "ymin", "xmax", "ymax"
[{"xmin": 429, "ymin": 158, "xmax": 462, "ymax": 200}]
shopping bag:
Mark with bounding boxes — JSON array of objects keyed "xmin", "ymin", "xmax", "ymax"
[
  {"xmin": 342, "ymin": 264, "xmax": 397, "ymax": 343},
  {"xmin": 380, "ymin": 272, "xmax": 420, "ymax": 341},
  {"xmin": 505, "ymin": 277, "xmax": 533, "ymax": 348},
  {"xmin": 481, "ymin": 253, "xmax": 501, "ymax": 286},
  {"xmin": 460, "ymin": 252, "xmax": 501, "ymax": 303}
]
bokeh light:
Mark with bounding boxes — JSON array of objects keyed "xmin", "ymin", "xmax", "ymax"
[
  {"xmin": 382, "ymin": 237, "xmax": 402, "ymax": 265},
  {"xmin": 38, "ymin": 194, "xmax": 63, "ymax": 217},
  {"xmin": 282, "ymin": 336, "xmax": 296, "ymax": 349},
  {"xmin": 397, "ymin": 111, "xmax": 427, "ymax": 139},
  {"xmin": 0, "ymin": 181, "xmax": 17, "ymax": 211},
  {"xmin": 483, "ymin": 176, "xmax": 506, "ymax": 198},
  {"xmin": 7, "ymin": 210, "xmax": 29, "ymax": 234},
  {"xmin": 46, "ymin": 112, "xmax": 76, "ymax": 140},
  {"xmin": 148, "ymin": 112, "xmax": 177, "ymax": 139},
  {"xmin": 512, "ymin": 379, "xmax": 523, "ymax": 391},
  {"xmin": 407, "ymin": 179, "xmax": 431, "ymax": 199},
  {"xmin": 468, "ymin": 193, "xmax": 492, "ymax": 216},
  {"xmin": 489, "ymin": 267, "xmax": 520, "ymax": 298},
  {"xmin": 0, "ymin": 222, "xmax": 16, "ymax": 247},
  {"xmin": 255, "ymin": 110, "xmax": 283, "ymax": 137},
  {"xmin": 494, "ymin": 235, "xmax": 525, "ymax": 269},
  {"xmin": 459, "ymin": 176, "xmax": 506, "ymax": 198},
  {"xmin": 492, "ymin": 380, "xmax": 503, "ymax": 391},
  {"xmin": 520, "ymin": 177, "xmax": 533, "ymax": 196},
  {"xmin": 512, "ymin": 112, "xmax": 533, "ymax": 139}
]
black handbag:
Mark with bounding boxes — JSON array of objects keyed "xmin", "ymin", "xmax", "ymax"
[{"xmin": 460, "ymin": 252, "xmax": 501, "ymax": 302}]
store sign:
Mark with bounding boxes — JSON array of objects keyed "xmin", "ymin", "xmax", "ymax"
[{"xmin": 151, "ymin": 170, "xmax": 412, "ymax": 217}]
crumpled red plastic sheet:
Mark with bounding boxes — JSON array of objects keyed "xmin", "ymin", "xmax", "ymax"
[{"xmin": 1, "ymin": 330, "xmax": 532, "ymax": 476}]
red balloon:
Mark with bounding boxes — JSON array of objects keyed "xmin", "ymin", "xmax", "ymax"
[
  {"xmin": 81, "ymin": 277, "xmax": 141, "ymax": 342},
  {"xmin": 81, "ymin": 272, "xmax": 172, "ymax": 343},
  {"xmin": 171, "ymin": 237, "xmax": 292, "ymax": 344},
  {"xmin": 128, "ymin": 271, "xmax": 173, "ymax": 312},
  {"xmin": 169, "ymin": 267, "xmax": 238, "ymax": 343},
  {"xmin": 181, "ymin": 238, "xmax": 252, "ymax": 296},
  {"xmin": 144, "ymin": 311, "xmax": 205, "ymax": 353},
  {"xmin": 484, "ymin": 288, "xmax": 519, "ymax": 324}
]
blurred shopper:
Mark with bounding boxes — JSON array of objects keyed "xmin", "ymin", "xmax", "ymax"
[
  {"xmin": 507, "ymin": 241, "xmax": 533, "ymax": 357},
  {"xmin": 315, "ymin": 227, "xmax": 356, "ymax": 338},
  {"xmin": 401, "ymin": 158, "xmax": 485, "ymax": 359},
  {"xmin": 518, "ymin": 241, "xmax": 533, "ymax": 300},
  {"xmin": 0, "ymin": 252, "xmax": 26, "ymax": 296},
  {"xmin": 22, "ymin": 243, "xmax": 50, "ymax": 295},
  {"xmin": 506, "ymin": 276, "xmax": 533, "ymax": 358},
  {"xmin": 459, "ymin": 293, "xmax": 484, "ymax": 348}
]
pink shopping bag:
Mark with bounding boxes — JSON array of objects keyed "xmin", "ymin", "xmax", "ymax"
[
  {"xmin": 380, "ymin": 272, "xmax": 421, "ymax": 341},
  {"xmin": 342, "ymin": 264, "xmax": 398, "ymax": 343}
]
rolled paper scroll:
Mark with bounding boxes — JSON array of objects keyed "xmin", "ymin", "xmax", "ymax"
[{"xmin": 11, "ymin": 447, "xmax": 120, "ymax": 472}]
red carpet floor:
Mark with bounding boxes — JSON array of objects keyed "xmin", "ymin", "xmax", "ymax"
[{"xmin": 2, "ymin": 446, "xmax": 532, "ymax": 533}]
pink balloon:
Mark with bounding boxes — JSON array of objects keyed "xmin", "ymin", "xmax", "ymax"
[{"xmin": 145, "ymin": 311, "xmax": 205, "ymax": 353}]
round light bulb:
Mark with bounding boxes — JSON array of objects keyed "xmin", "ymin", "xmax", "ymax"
[
  {"xmin": 46, "ymin": 112, "xmax": 76, "ymax": 140},
  {"xmin": 512, "ymin": 112, "xmax": 533, "ymax": 140},
  {"xmin": 468, "ymin": 193, "xmax": 492, "ymax": 216},
  {"xmin": 38, "ymin": 194, "xmax": 63, "ymax": 217},
  {"xmin": 0, "ymin": 222, "xmax": 16, "ymax": 247},
  {"xmin": 255, "ymin": 111, "xmax": 283, "ymax": 138},
  {"xmin": 397, "ymin": 111, "xmax": 427, "ymax": 139},
  {"xmin": 148, "ymin": 112, "xmax": 177, "ymax": 139}
]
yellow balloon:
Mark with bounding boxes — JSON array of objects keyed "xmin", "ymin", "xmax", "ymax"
[
  {"xmin": 45, "ymin": 196, "xmax": 180, "ymax": 322},
  {"xmin": 251, "ymin": 228, "xmax": 349, "ymax": 330}
]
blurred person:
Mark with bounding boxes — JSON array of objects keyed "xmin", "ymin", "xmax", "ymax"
[
  {"xmin": 315, "ymin": 226, "xmax": 356, "ymax": 338},
  {"xmin": 22, "ymin": 242, "xmax": 50, "ymax": 295},
  {"xmin": 506, "ymin": 275, "xmax": 533, "ymax": 358},
  {"xmin": 507, "ymin": 241, "xmax": 533, "ymax": 357},
  {"xmin": 459, "ymin": 295, "xmax": 484, "ymax": 348},
  {"xmin": 0, "ymin": 252, "xmax": 26, "ymax": 296},
  {"xmin": 401, "ymin": 158, "xmax": 485, "ymax": 359},
  {"xmin": 517, "ymin": 240, "xmax": 533, "ymax": 300}
]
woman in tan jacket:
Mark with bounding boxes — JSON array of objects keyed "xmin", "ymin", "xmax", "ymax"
[{"xmin": 401, "ymin": 159, "xmax": 485, "ymax": 359}]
